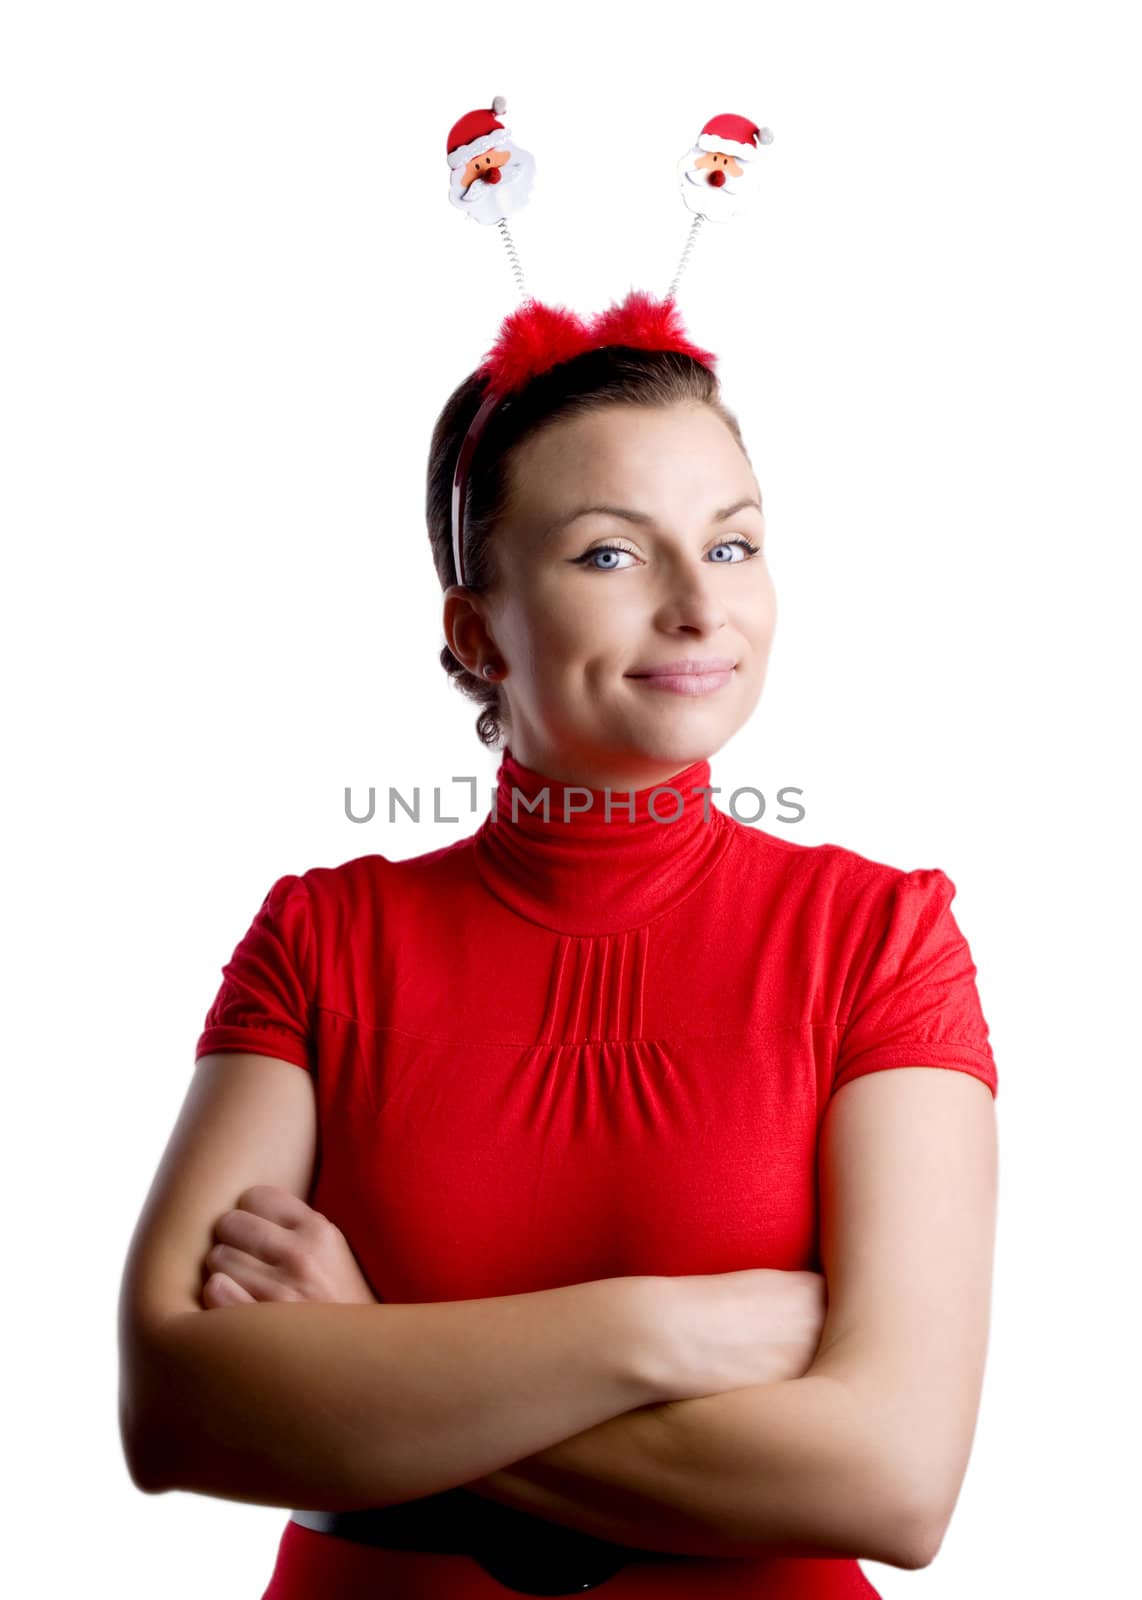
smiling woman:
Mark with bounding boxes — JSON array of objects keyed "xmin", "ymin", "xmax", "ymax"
[
  {"xmin": 429, "ymin": 342, "xmax": 777, "ymax": 787},
  {"xmin": 120, "ymin": 300, "xmax": 998, "ymax": 1600}
]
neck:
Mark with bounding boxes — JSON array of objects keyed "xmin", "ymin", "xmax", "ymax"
[
  {"xmin": 472, "ymin": 742, "xmax": 731, "ymax": 935},
  {"xmin": 497, "ymin": 740, "xmax": 714, "ymax": 796}
]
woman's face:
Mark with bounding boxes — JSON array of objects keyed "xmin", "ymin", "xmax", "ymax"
[{"xmin": 445, "ymin": 400, "xmax": 777, "ymax": 790}]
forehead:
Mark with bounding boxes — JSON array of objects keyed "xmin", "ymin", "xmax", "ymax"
[{"xmin": 507, "ymin": 402, "xmax": 752, "ymax": 510}]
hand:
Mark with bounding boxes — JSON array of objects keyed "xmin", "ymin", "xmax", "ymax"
[
  {"xmin": 201, "ymin": 1184, "xmax": 381, "ymax": 1309},
  {"xmin": 654, "ymin": 1266, "xmax": 828, "ymax": 1401}
]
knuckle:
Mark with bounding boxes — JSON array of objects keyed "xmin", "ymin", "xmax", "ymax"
[
  {"xmin": 278, "ymin": 1241, "xmax": 308, "ymax": 1277},
  {"xmin": 313, "ymin": 1215, "xmax": 339, "ymax": 1247}
]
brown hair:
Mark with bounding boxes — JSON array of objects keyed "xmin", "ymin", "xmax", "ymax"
[{"xmin": 425, "ymin": 344, "xmax": 749, "ymax": 748}]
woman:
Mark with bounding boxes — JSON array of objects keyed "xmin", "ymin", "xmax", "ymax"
[{"xmin": 117, "ymin": 320, "xmax": 999, "ymax": 1599}]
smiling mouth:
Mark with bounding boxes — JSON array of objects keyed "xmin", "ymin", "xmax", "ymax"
[
  {"xmin": 626, "ymin": 663, "xmax": 737, "ymax": 678},
  {"xmin": 624, "ymin": 664, "xmax": 737, "ymax": 698}
]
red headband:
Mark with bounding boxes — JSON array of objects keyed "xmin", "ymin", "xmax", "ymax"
[
  {"xmin": 444, "ymin": 95, "xmax": 772, "ymax": 587},
  {"xmin": 450, "ymin": 288, "xmax": 719, "ymax": 587}
]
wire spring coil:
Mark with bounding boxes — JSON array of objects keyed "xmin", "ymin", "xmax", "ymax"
[
  {"xmin": 667, "ymin": 213, "xmax": 705, "ymax": 301},
  {"xmin": 496, "ymin": 218, "xmax": 531, "ymax": 303}
]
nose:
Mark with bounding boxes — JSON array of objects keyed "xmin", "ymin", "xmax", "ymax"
[
  {"xmin": 481, "ymin": 166, "xmax": 501, "ymax": 184},
  {"xmin": 658, "ymin": 570, "xmax": 731, "ymax": 637},
  {"xmin": 707, "ymin": 169, "xmax": 726, "ymax": 187}
]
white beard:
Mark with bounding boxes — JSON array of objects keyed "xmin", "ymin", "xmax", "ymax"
[
  {"xmin": 449, "ymin": 145, "xmax": 537, "ymax": 226},
  {"xmin": 676, "ymin": 149, "xmax": 750, "ymax": 223}
]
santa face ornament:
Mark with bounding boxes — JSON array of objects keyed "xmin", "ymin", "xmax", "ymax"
[
  {"xmin": 447, "ymin": 96, "xmax": 536, "ymax": 226},
  {"xmin": 677, "ymin": 111, "xmax": 773, "ymax": 222}
]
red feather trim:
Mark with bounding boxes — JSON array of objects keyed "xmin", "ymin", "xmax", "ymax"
[
  {"xmin": 474, "ymin": 289, "xmax": 716, "ymax": 397},
  {"xmin": 589, "ymin": 288, "xmax": 718, "ymax": 372},
  {"xmin": 476, "ymin": 299, "xmax": 594, "ymax": 394}
]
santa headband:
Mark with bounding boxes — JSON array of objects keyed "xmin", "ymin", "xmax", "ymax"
[{"xmin": 445, "ymin": 96, "xmax": 773, "ymax": 588}]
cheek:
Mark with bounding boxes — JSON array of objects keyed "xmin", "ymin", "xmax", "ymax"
[
  {"xmin": 757, "ymin": 565, "xmax": 778, "ymax": 621},
  {"xmin": 761, "ymin": 588, "xmax": 778, "ymax": 637},
  {"xmin": 499, "ymin": 602, "xmax": 597, "ymax": 688},
  {"xmin": 525, "ymin": 582, "xmax": 625, "ymax": 654},
  {"xmin": 735, "ymin": 570, "xmax": 777, "ymax": 634}
]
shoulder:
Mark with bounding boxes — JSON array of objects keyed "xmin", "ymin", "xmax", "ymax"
[
  {"xmin": 269, "ymin": 840, "xmax": 477, "ymax": 1012},
  {"xmin": 715, "ymin": 816, "xmax": 970, "ymax": 976},
  {"xmin": 719, "ymin": 810, "xmax": 956, "ymax": 909},
  {"xmin": 286, "ymin": 834, "xmax": 478, "ymax": 925}
]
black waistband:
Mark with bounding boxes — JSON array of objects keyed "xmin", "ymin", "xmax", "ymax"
[{"xmin": 290, "ymin": 1484, "xmax": 685, "ymax": 1594}]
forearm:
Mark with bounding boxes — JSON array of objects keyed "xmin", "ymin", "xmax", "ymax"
[
  {"xmin": 464, "ymin": 1376, "xmax": 922, "ymax": 1568},
  {"xmin": 123, "ymin": 1277, "xmax": 664, "ymax": 1509}
]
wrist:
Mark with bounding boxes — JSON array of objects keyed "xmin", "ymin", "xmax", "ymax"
[{"xmin": 609, "ymin": 1275, "xmax": 686, "ymax": 1405}]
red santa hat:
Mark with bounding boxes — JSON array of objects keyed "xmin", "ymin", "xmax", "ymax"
[
  {"xmin": 447, "ymin": 96, "xmax": 512, "ymax": 170},
  {"xmin": 696, "ymin": 113, "xmax": 762, "ymax": 163}
]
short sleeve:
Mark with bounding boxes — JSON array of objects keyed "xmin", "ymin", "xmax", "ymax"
[
  {"xmin": 833, "ymin": 867, "xmax": 997, "ymax": 1099},
  {"xmin": 195, "ymin": 873, "xmax": 316, "ymax": 1074}
]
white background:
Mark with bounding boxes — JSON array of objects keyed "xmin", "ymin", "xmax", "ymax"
[{"xmin": 3, "ymin": 2, "xmax": 1139, "ymax": 1595}]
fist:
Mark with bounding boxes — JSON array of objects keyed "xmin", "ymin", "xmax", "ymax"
[{"xmin": 202, "ymin": 1184, "xmax": 380, "ymax": 1309}]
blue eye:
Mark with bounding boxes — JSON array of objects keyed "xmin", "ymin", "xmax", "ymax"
[
  {"xmin": 572, "ymin": 536, "xmax": 761, "ymax": 572},
  {"xmin": 707, "ymin": 536, "xmax": 761, "ymax": 563},
  {"xmin": 577, "ymin": 545, "xmax": 636, "ymax": 571}
]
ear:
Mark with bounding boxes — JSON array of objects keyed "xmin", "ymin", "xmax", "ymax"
[{"xmin": 442, "ymin": 585, "xmax": 496, "ymax": 674}]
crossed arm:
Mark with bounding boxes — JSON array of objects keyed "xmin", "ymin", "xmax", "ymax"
[
  {"xmin": 459, "ymin": 1068, "xmax": 998, "ymax": 1571},
  {"xmin": 138, "ymin": 1062, "xmax": 996, "ymax": 1568}
]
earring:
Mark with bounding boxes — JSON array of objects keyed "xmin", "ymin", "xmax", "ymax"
[{"xmin": 482, "ymin": 662, "xmax": 500, "ymax": 680}]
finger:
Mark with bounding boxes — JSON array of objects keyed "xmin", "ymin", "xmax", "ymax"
[
  {"xmin": 203, "ymin": 1244, "xmax": 300, "ymax": 1302},
  {"xmin": 213, "ymin": 1206, "xmax": 301, "ymax": 1269},
  {"xmin": 202, "ymin": 1270, "xmax": 257, "ymax": 1307},
  {"xmin": 234, "ymin": 1185, "xmax": 317, "ymax": 1229}
]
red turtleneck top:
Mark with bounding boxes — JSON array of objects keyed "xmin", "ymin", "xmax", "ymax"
[{"xmin": 196, "ymin": 746, "xmax": 998, "ymax": 1599}]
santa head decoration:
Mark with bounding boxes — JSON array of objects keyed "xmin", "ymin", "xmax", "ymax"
[
  {"xmin": 443, "ymin": 96, "xmax": 773, "ymax": 586},
  {"xmin": 447, "ymin": 95, "xmax": 535, "ymax": 226},
  {"xmin": 677, "ymin": 112, "xmax": 774, "ymax": 223}
]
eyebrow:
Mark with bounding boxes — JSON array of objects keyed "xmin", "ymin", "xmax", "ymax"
[{"xmin": 540, "ymin": 494, "xmax": 763, "ymax": 542}]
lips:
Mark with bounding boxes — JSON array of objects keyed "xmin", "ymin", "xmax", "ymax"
[{"xmin": 626, "ymin": 658, "xmax": 736, "ymax": 678}]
